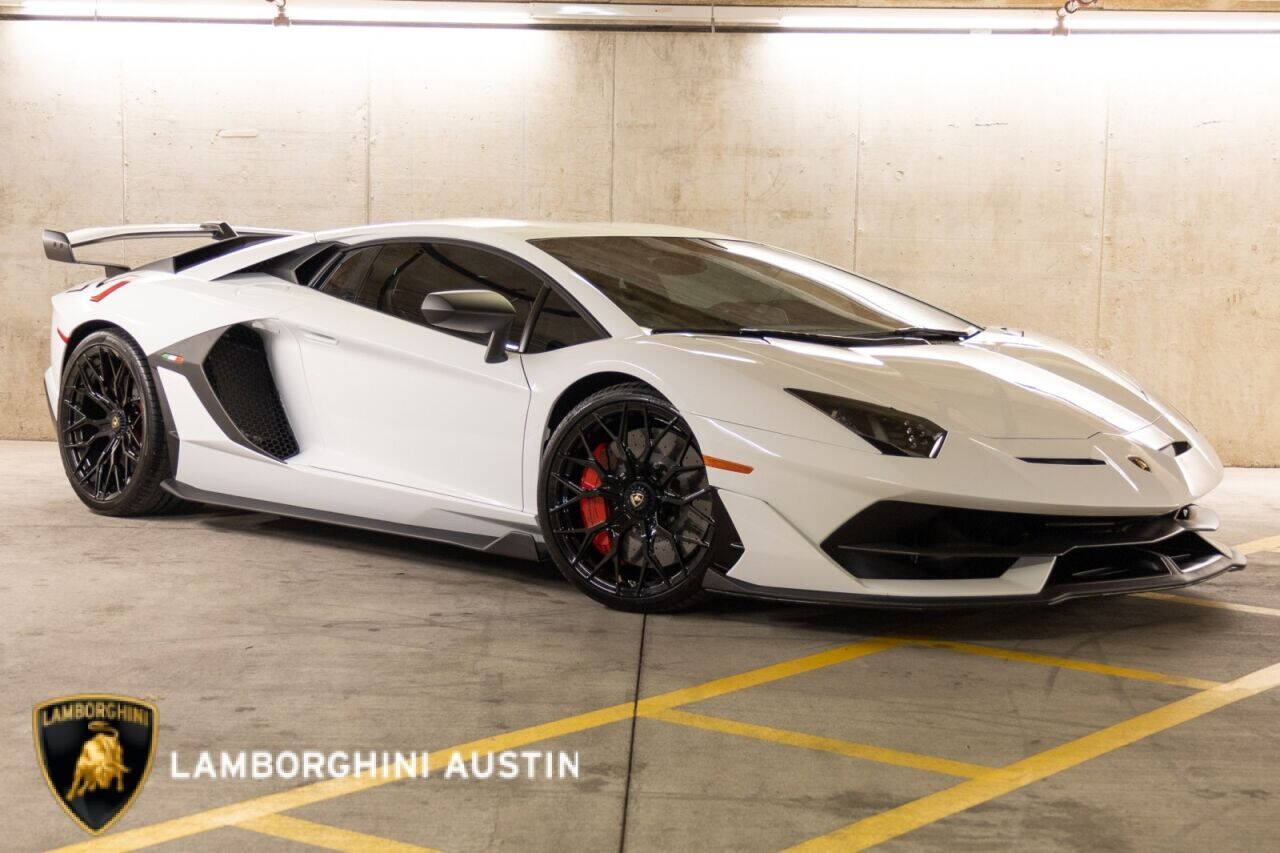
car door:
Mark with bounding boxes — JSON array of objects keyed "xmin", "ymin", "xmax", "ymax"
[{"xmin": 278, "ymin": 239, "xmax": 544, "ymax": 510}]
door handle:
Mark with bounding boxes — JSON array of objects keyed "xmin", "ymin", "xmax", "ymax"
[{"xmin": 302, "ymin": 331, "xmax": 338, "ymax": 346}]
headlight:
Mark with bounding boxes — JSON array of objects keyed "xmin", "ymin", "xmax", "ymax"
[{"xmin": 785, "ymin": 389, "xmax": 946, "ymax": 458}]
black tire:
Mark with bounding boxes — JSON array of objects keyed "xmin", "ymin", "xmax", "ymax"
[
  {"xmin": 538, "ymin": 382, "xmax": 716, "ymax": 613},
  {"xmin": 57, "ymin": 328, "xmax": 191, "ymax": 516}
]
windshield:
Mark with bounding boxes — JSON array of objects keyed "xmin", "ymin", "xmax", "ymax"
[{"xmin": 529, "ymin": 236, "xmax": 978, "ymax": 337}]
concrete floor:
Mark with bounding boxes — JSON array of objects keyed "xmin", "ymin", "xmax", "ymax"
[{"xmin": 3, "ymin": 439, "xmax": 1278, "ymax": 852}]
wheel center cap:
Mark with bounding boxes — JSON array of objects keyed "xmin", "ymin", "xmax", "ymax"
[
  {"xmin": 109, "ymin": 412, "xmax": 123, "ymax": 431},
  {"xmin": 626, "ymin": 482, "xmax": 653, "ymax": 513}
]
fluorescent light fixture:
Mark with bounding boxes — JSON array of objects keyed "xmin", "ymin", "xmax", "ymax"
[
  {"xmin": 290, "ymin": 1, "xmax": 533, "ymax": 25},
  {"xmin": 779, "ymin": 8, "xmax": 1057, "ymax": 33},
  {"xmin": 9, "ymin": 2, "xmax": 1280, "ymax": 32},
  {"xmin": 105, "ymin": 1, "xmax": 266, "ymax": 18},
  {"xmin": 535, "ymin": 3, "xmax": 623, "ymax": 17},
  {"xmin": 17, "ymin": 0, "xmax": 96, "ymax": 13},
  {"xmin": 712, "ymin": 5, "xmax": 782, "ymax": 28},
  {"xmin": 530, "ymin": 4, "xmax": 710, "ymax": 26},
  {"xmin": 19, "ymin": 0, "xmax": 270, "ymax": 18},
  {"xmin": 777, "ymin": 7, "xmax": 1280, "ymax": 35},
  {"xmin": 13, "ymin": 0, "xmax": 535, "ymax": 24}
]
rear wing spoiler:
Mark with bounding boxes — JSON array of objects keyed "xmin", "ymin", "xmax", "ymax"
[{"xmin": 42, "ymin": 222, "xmax": 305, "ymax": 276}]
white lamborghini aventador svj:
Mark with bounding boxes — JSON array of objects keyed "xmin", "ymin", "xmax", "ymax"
[{"xmin": 42, "ymin": 220, "xmax": 1244, "ymax": 611}]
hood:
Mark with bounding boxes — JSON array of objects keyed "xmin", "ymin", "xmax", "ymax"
[{"xmin": 689, "ymin": 330, "xmax": 1163, "ymax": 441}]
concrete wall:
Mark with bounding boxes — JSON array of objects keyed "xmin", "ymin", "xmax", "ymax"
[{"xmin": 2, "ymin": 21, "xmax": 1277, "ymax": 464}]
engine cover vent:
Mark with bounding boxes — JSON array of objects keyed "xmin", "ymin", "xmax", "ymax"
[{"xmin": 203, "ymin": 325, "xmax": 299, "ymax": 461}]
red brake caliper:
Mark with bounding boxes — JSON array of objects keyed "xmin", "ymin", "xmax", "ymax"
[{"xmin": 579, "ymin": 443, "xmax": 613, "ymax": 555}]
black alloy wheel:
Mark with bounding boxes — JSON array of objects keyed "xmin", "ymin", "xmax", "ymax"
[
  {"xmin": 57, "ymin": 329, "xmax": 188, "ymax": 516},
  {"xmin": 538, "ymin": 383, "xmax": 716, "ymax": 612}
]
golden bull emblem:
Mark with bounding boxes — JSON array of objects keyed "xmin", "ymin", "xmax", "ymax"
[
  {"xmin": 34, "ymin": 694, "xmax": 157, "ymax": 835},
  {"xmin": 66, "ymin": 721, "xmax": 131, "ymax": 801}
]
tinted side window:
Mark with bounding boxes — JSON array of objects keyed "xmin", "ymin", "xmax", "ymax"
[
  {"xmin": 527, "ymin": 290, "xmax": 601, "ymax": 353},
  {"xmin": 318, "ymin": 247, "xmax": 378, "ymax": 304},
  {"xmin": 384, "ymin": 243, "xmax": 544, "ymax": 346},
  {"xmin": 366, "ymin": 243, "xmax": 423, "ymax": 310}
]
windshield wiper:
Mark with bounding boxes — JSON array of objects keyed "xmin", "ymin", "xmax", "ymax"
[
  {"xmin": 854, "ymin": 327, "xmax": 976, "ymax": 342},
  {"xmin": 649, "ymin": 327, "xmax": 974, "ymax": 345},
  {"xmin": 651, "ymin": 328, "xmax": 873, "ymax": 345},
  {"xmin": 650, "ymin": 327, "xmax": 762, "ymax": 336}
]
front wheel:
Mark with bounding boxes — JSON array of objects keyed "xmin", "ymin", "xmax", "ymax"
[{"xmin": 537, "ymin": 383, "xmax": 717, "ymax": 612}]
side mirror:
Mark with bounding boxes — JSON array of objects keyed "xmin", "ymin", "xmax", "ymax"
[
  {"xmin": 420, "ymin": 289, "xmax": 515, "ymax": 363},
  {"xmin": 422, "ymin": 289, "xmax": 517, "ymax": 361}
]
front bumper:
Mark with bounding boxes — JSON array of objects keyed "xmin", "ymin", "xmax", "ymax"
[
  {"xmin": 704, "ymin": 541, "xmax": 1245, "ymax": 609},
  {"xmin": 689, "ymin": 414, "xmax": 1240, "ymax": 607}
]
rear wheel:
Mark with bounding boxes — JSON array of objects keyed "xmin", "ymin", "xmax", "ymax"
[
  {"xmin": 57, "ymin": 329, "xmax": 189, "ymax": 516},
  {"xmin": 538, "ymin": 383, "xmax": 716, "ymax": 612}
]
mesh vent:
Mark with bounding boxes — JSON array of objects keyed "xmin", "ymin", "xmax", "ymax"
[{"xmin": 204, "ymin": 325, "xmax": 299, "ymax": 460}]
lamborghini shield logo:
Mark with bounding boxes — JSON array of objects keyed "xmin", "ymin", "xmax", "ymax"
[{"xmin": 33, "ymin": 694, "xmax": 157, "ymax": 835}]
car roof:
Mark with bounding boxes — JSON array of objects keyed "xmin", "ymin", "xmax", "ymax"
[{"xmin": 314, "ymin": 219, "xmax": 730, "ymax": 242}]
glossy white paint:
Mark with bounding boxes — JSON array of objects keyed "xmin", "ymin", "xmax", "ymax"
[
  {"xmin": 275, "ymin": 283, "xmax": 531, "ymax": 509},
  {"xmin": 44, "ymin": 219, "xmax": 1229, "ymax": 602}
]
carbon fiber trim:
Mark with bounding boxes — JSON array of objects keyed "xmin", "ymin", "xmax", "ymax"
[
  {"xmin": 150, "ymin": 324, "xmax": 297, "ymax": 463},
  {"xmin": 160, "ymin": 480, "xmax": 541, "ymax": 559}
]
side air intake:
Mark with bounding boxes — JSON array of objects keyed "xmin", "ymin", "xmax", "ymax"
[{"xmin": 203, "ymin": 325, "xmax": 299, "ymax": 461}]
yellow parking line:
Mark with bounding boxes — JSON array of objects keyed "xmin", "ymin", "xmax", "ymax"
[
  {"xmin": 645, "ymin": 708, "xmax": 993, "ymax": 779},
  {"xmin": 900, "ymin": 637, "xmax": 1220, "ymax": 690},
  {"xmin": 637, "ymin": 637, "xmax": 903, "ymax": 714},
  {"xmin": 237, "ymin": 814, "xmax": 440, "ymax": 852},
  {"xmin": 785, "ymin": 659, "xmax": 1280, "ymax": 852},
  {"xmin": 50, "ymin": 638, "xmax": 900, "ymax": 852},
  {"xmin": 1237, "ymin": 533, "xmax": 1280, "ymax": 555},
  {"xmin": 1132, "ymin": 591, "xmax": 1280, "ymax": 618}
]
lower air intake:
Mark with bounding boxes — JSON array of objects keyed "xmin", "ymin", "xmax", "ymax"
[
  {"xmin": 821, "ymin": 500, "xmax": 1188, "ymax": 581},
  {"xmin": 1049, "ymin": 531, "xmax": 1224, "ymax": 585},
  {"xmin": 203, "ymin": 325, "xmax": 299, "ymax": 461}
]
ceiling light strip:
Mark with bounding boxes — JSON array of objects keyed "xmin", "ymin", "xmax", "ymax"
[{"xmin": 6, "ymin": 2, "xmax": 1280, "ymax": 34}]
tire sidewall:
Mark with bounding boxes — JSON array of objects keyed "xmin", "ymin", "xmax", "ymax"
[{"xmin": 57, "ymin": 330, "xmax": 164, "ymax": 513}]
